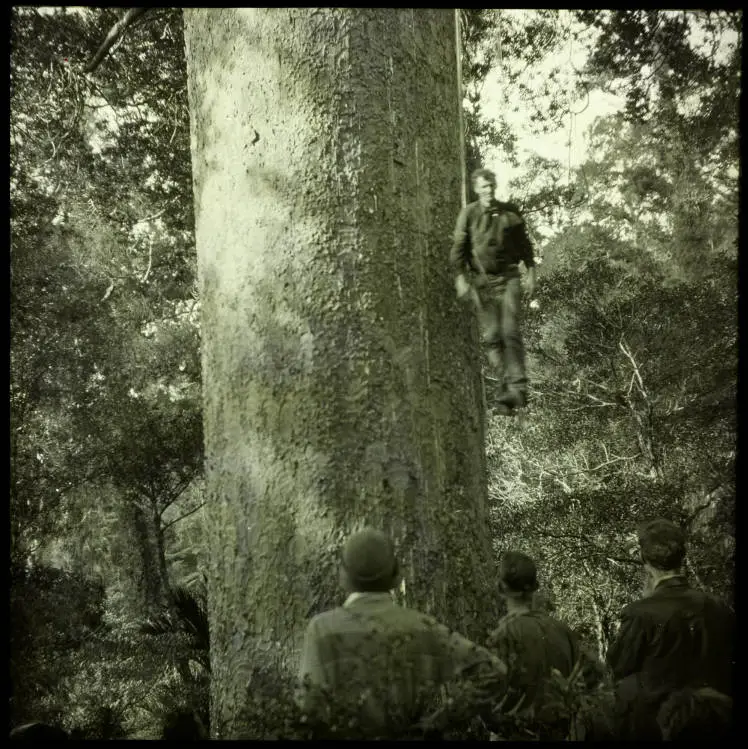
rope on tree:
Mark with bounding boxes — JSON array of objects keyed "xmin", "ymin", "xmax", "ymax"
[{"xmin": 455, "ymin": 8, "xmax": 468, "ymax": 210}]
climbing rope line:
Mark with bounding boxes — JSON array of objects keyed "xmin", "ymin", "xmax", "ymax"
[
  {"xmin": 455, "ymin": 9, "xmax": 492, "ymax": 417},
  {"xmin": 455, "ymin": 9, "xmax": 590, "ymax": 218},
  {"xmin": 562, "ymin": 9, "xmax": 590, "ymax": 212},
  {"xmin": 455, "ymin": 8, "xmax": 468, "ymax": 210},
  {"xmin": 566, "ymin": 10, "xmax": 577, "ymax": 188}
]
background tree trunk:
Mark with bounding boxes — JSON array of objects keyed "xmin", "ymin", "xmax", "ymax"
[
  {"xmin": 183, "ymin": 8, "xmax": 497, "ymax": 737},
  {"xmin": 124, "ymin": 500, "xmax": 174, "ymax": 619}
]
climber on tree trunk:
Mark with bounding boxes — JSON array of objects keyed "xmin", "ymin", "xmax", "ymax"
[{"xmin": 451, "ymin": 167, "xmax": 537, "ymax": 416}]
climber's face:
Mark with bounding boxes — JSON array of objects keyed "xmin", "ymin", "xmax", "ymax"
[{"xmin": 475, "ymin": 176, "xmax": 495, "ymax": 208}]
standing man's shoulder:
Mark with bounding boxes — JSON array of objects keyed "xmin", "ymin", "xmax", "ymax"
[
  {"xmin": 402, "ymin": 609, "xmax": 504, "ymax": 667},
  {"xmin": 617, "ymin": 594, "xmax": 660, "ymax": 629},
  {"xmin": 391, "ymin": 604, "xmax": 446, "ymax": 634},
  {"xmin": 620, "ymin": 595, "xmax": 646, "ymax": 616},
  {"xmin": 545, "ymin": 611, "xmax": 580, "ymax": 641},
  {"xmin": 691, "ymin": 584, "xmax": 731, "ymax": 608},
  {"xmin": 495, "ymin": 200, "xmax": 526, "ymax": 224},
  {"xmin": 692, "ymin": 588, "xmax": 734, "ymax": 621},
  {"xmin": 496, "ymin": 199, "xmax": 522, "ymax": 212},
  {"xmin": 619, "ymin": 582, "xmax": 709, "ymax": 622},
  {"xmin": 305, "ymin": 605, "xmax": 348, "ymax": 634},
  {"xmin": 488, "ymin": 611, "xmax": 523, "ymax": 639}
]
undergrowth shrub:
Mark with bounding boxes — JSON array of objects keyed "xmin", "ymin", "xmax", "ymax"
[
  {"xmin": 227, "ymin": 660, "xmax": 615, "ymax": 740},
  {"xmin": 11, "ymin": 570, "xmax": 210, "ymax": 739}
]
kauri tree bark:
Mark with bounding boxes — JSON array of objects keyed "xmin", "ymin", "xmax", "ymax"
[{"xmin": 183, "ymin": 8, "xmax": 497, "ymax": 737}]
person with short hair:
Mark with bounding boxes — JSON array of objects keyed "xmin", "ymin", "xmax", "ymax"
[
  {"xmin": 450, "ymin": 167, "xmax": 537, "ymax": 415},
  {"xmin": 296, "ymin": 527, "xmax": 507, "ymax": 736},
  {"xmin": 486, "ymin": 551, "xmax": 595, "ymax": 738},
  {"xmin": 607, "ymin": 518, "xmax": 734, "ymax": 740}
]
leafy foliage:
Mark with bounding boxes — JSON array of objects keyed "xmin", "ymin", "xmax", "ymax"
[
  {"xmin": 229, "ymin": 665, "xmax": 615, "ymax": 741},
  {"xmin": 576, "ymin": 10, "xmax": 741, "ymax": 131},
  {"xmin": 141, "ymin": 584, "xmax": 210, "ymax": 672},
  {"xmin": 10, "ymin": 564, "xmax": 105, "ymax": 727},
  {"xmin": 11, "ymin": 6, "xmax": 207, "ymax": 736},
  {"xmin": 11, "ymin": 4, "xmax": 202, "ymax": 600},
  {"xmin": 12, "ymin": 569, "xmax": 211, "ymax": 739}
]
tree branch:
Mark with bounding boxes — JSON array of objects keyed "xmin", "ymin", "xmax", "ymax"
[
  {"xmin": 685, "ymin": 556, "xmax": 706, "ymax": 592},
  {"xmin": 619, "ymin": 339, "xmax": 647, "ymax": 396},
  {"xmin": 574, "ymin": 391, "xmax": 622, "ymax": 408},
  {"xmin": 142, "ymin": 238, "xmax": 153, "ymax": 283},
  {"xmin": 161, "ymin": 501, "xmax": 206, "ymax": 533},
  {"xmin": 133, "ymin": 206, "xmax": 168, "ymax": 226},
  {"xmin": 84, "ymin": 8, "xmax": 149, "ymax": 74},
  {"xmin": 525, "ymin": 454, "xmax": 637, "ymax": 483},
  {"xmin": 158, "ymin": 474, "xmax": 199, "ymax": 517},
  {"xmin": 538, "ymin": 529, "xmax": 640, "ymax": 567}
]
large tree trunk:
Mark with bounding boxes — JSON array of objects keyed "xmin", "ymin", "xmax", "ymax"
[{"xmin": 184, "ymin": 8, "xmax": 496, "ymax": 738}]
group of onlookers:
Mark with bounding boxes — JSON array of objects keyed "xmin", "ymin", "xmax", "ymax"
[{"xmin": 296, "ymin": 519, "xmax": 734, "ymax": 740}]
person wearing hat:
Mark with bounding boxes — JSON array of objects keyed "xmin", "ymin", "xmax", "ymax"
[
  {"xmin": 296, "ymin": 527, "xmax": 507, "ymax": 736},
  {"xmin": 485, "ymin": 551, "xmax": 591, "ymax": 736},
  {"xmin": 606, "ymin": 518, "xmax": 734, "ymax": 740}
]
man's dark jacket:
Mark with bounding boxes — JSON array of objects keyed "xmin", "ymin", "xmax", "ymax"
[
  {"xmin": 607, "ymin": 576, "xmax": 734, "ymax": 739},
  {"xmin": 607, "ymin": 576, "xmax": 734, "ymax": 695},
  {"xmin": 450, "ymin": 199, "xmax": 535, "ymax": 278},
  {"xmin": 487, "ymin": 609, "xmax": 583, "ymax": 714}
]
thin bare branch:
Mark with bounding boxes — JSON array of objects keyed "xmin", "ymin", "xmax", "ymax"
[
  {"xmin": 685, "ymin": 556, "xmax": 706, "ymax": 592},
  {"xmin": 600, "ymin": 440, "xmax": 610, "ymax": 462},
  {"xmin": 161, "ymin": 501, "xmax": 206, "ymax": 533},
  {"xmin": 626, "ymin": 370, "xmax": 637, "ymax": 398},
  {"xmin": 577, "ymin": 391, "xmax": 620, "ymax": 408},
  {"xmin": 619, "ymin": 339, "xmax": 646, "ymax": 395},
  {"xmin": 141, "ymin": 238, "xmax": 153, "ymax": 283},
  {"xmin": 158, "ymin": 475, "xmax": 197, "ymax": 516},
  {"xmin": 133, "ymin": 206, "xmax": 168, "ymax": 226},
  {"xmin": 101, "ymin": 279, "xmax": 115, "ymax": 301}
]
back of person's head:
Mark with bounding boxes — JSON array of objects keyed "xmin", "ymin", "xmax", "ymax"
[
  {"xmin": 498, "ymin": 550, "xmax": 538, "ymax": 598},
  {"xmin": 10, "ymin": 722, "xmax": 69, "ymax": 741},
  {"xmin": 340, "ymin": 527, "xmax": 399, "ymax": 593},
  {"xmin": 657, "ymin": 687, "xmax": 733, "ymax": 740},
  {"xmin": 638, "ymin": 518, "xmax": 686, "ymax": 571}
]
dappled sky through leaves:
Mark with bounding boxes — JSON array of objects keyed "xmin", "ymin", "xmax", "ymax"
[{"xmin": 480, "ymin": 9, "xmax": 740, "ymax": 203}]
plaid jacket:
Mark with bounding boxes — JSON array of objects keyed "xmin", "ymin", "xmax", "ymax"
[{"xmin": 296, "ymin": 593, "xmax": 505, "ymax": 732}]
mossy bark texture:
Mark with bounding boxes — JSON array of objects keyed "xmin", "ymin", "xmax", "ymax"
[{"xmin": 184, "ymin": 9, "xmax": 497, "ymax": 737}]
